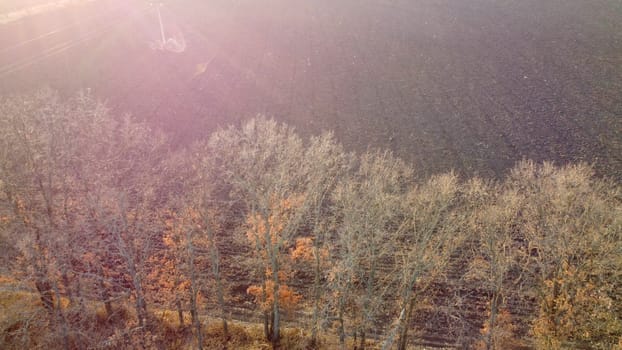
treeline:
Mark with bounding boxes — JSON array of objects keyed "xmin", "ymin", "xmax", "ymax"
[{"xmin": 0, "ymin": 90, "xmax": 621, "ymax": 349}]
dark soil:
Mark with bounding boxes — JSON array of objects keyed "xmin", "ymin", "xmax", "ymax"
[{"xmin": 2, "ymin": 0, "xmax": 621, "ymax": 180}]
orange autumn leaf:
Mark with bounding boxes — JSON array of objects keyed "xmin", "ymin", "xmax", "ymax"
[
  {"xmin": 247, "ymin": 280, "xmax": 302, "ymax": 312},
  {"xmin": 291, "ymin": 237, "xmax": 314, "ymax": 261}
]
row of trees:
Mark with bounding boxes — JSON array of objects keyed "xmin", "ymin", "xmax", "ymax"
[{"xmin": 1, "ymin": 90, "xmax": 621, "ymax": 349}]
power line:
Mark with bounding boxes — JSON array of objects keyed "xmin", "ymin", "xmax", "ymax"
[
  {"xmin": 0, "ymin": 18, "xmax": 123, "ymax": 78},
  {"xmin": 0, "ymin": 5, "xmax": 123, "ymax": 55}
]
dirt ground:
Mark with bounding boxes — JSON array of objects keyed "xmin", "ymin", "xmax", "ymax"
[{"xmin": 1, "ymin": 0, "xmax": 621, "ymax": 180}]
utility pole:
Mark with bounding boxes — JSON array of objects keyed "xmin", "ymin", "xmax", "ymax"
[
  {"xmin": 150, "ymin": 1, "xmax": 166, "ymax": 44},
  {"xmin": 156, "ymin": 4, "xmax": 166, "ymax": 44}
]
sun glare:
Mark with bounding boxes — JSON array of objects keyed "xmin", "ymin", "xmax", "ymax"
[
  {"xmin": 1, "ymin": 0, "xmax": 621, "ymax": 348},
  {"xmin": 0, "ymin": 0, "xmax": 96, "ymax": 24}
]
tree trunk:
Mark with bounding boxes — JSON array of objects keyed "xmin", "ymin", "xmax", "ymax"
[
  {"xmin": 176, "ymin": 297, "xmax": 184, "ymax": 327},
  {"xmin": 259, "ymin": 274, "xmax": 270, "ymax": 340},
  {"xmin": 252, "ymin": 209, "xmax": 270, "ymax": 342},
  {"xmin": 61, "ymin": 269, "xmax": 73, "ymax": 305},
  {"xmin": 75, "ymin": 277, "xmax": 83, "ymax": 303},
  {"xmin": 53, "ymin": 282, "xmax": 70, "ymax": 350},
  {"xmin": 311, "ymin": 245, "xmax": 321, "ymax": 345},
  {"xmin": 135, "ymin": 293, "xmax": 146, "ymax": 328},
  {"xmin": 216, "ymin": 275, "xmax": 228, "ymax": 338},
  {"xmin": 95, "ymin": 265, "xmax": 113, "ymax": 318},
  {"xmin": 102, "ymin": 290, "xmax": 113, "ymax": 318},
  {"xmin": 360, "ymin": 257, "xmax": 377, "ymax": 350},
  {"xmin": 128, "ymin": 260, "xmax": 148, "ymax": 330},
  {"xmin": 486, "ymin": 291, "xmax": 500, "ymax": 350},
  {"xmin": 269, "ymin": 311, "xmax": 274, "ymax": 339},
  {"xmin": 337, "ymin": 275, "xmax": 351, "ymax": 350},
  {"xmin": 136, "ymin": 286, "xmax": 148, "ymax": 328},
  {"xmin": 190, "ymin": 296, "xmax": 203, "ymax": 350},
  {"xmin": 550, "ymin": 279, "xmax": 560, "ymax": 341},
  {"xmin": 170, "ymin": 271, "xmax": 184, "ymax": 327},
  {"xmin": 35, "ymin": 278, "xmax": 54, "ymax": 312},
  {"xmin": 397, "ymin": 297, "xmax": 416, "ymax": 350},
  {"xmin": 187, "ymin": 236, "xmax": 203, "ymax": 350},
  {"xmin": 209, "ymin": 234, "xmax": 228, "ymax": 339},
  {"xmin": 264, "ymin": 311, "xmax": 270, "ymax": 340},
  {"xmin": 101, "ymin": 284, "xmax": 113, "ymax": 318},
  {"xmin": 338, "ymin": 307, "xmax": 346, "ymax": 350},
  {"xmin": 189, "ymin": 282, "xmax": 203, "ymax": 350},
  {"xmin": 270, "ymin": 252, "xmax": 281, "ymax": 346}
]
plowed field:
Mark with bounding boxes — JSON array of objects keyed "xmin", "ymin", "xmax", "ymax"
[{"xmin": 1, "ymin": 0, "xmax": 621, "ymax": 178}]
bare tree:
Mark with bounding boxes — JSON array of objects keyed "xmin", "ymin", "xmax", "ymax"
[
  {"xmin": 507, "ymin": 161, "xmax": 622, "ymax": 349},
  {"xmin": 207, "ymin": 117, "xmax": 309, "ymax": 346},
  {"xmin": 332, "ymin": 151, "xmax": 412, "ymax": 349},
  {"xmin": 465, "ymin": 180, "xmax": 525, "ymax": 350},
  {"xmin": 301, "ymin": 132, "xmax": 353, "ymax": 345},
  {"xmin": 161, "ymin": 207, "xmax": 207, "ymax": 349},
  {"xmin": 84, "ymin": 116, "xmax": 169, "ymax": 343},
  {"xmin": 0, "ymin": 90, "xmax": 168, "ymax": 348},
  {"xmin": 383, "ymin": 173, "xmax": 466, "ymax": 350},
  {"xmin": 179, "ymin": 144, "xmax": 235, "ymax": 340},
  {"xmin": 0, "ymin": 90, "xmax": 111, "ymax": 349}
]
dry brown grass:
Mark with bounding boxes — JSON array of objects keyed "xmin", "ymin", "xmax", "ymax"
[
  {"xmin": 0, "ymin": 284, "xmax": 322, "ymax": 350},
  {"xmin": 0, "ymin": 275, "xmax": 410, "ymax": 349}
]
